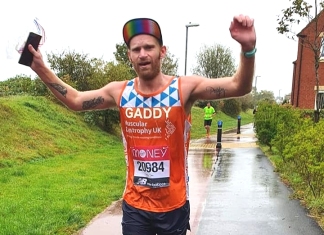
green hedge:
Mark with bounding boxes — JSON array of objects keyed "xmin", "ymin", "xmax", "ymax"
[{"xmin": 255, "ymin": 101, "xmax": 324, "ymax": 202}]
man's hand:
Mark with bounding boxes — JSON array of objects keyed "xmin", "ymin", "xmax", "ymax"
[
  {"xmin": 229, "ymin": 14, "xmax": 256, "ymax": 52},
  {"xmin": 27, "ymin": 44, "xmax": 46, "ymax": 72}
]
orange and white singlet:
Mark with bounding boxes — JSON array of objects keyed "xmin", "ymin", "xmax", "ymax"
[{"xmin": 118, "ymin": 76, "xmax": 191, "ymax": 213}]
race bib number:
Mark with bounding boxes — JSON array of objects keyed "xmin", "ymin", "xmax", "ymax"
[{"xmin": 131, "ymin": 146, "xmax": 170, "ymax": 188}]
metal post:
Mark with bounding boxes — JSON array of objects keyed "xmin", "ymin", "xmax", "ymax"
[
  {"xmin": 237, "ymin": 115, "xmax": 241, "ymax": 134},
  {"xmin": 254, "ymin": 75, "xmax": 260, "ymax": 109},
  {"xmin": 184, "ymin": 23, "xmax": 199, "ymax": 76},
  {"xmin": 216, "ymin": 120, "xmax": 223, "ymax": 149},
  {"xmin": 184, "ymin": 27, "xmax": 189, "ymax": 75}
]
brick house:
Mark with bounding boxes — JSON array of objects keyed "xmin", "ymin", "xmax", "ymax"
[{"xmin": 291, "ymin": 10, "xmax": 324, "ymax": 109}]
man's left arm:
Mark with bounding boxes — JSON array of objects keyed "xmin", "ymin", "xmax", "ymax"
[{"xmin": 187, "ymin": 14, "xmax": 256, "ymax": 102}]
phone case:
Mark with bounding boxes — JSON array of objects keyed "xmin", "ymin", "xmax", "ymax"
[{"xmin": 18, "ymin": 32, "xmax": 42, "ymax": 67}]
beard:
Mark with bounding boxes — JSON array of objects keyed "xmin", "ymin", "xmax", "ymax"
[{"xmin": 133, "ymin": 55, "xmax": 161, "ymax": 81}]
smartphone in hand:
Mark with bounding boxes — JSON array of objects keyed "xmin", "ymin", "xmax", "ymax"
[{"xmin": 18, "ymin": 32, "xmax": 42, "ymax": 67}]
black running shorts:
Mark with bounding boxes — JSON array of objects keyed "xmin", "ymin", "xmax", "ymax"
[
  {"xmin": 122, "ymin": 200, "xmax": 191, "ymax": 235},
  {"xmin": 204, "ymin": 119, "xmax": 212, "ymax": 126}
]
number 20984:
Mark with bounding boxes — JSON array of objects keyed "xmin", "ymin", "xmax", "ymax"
[{"xmin": 137, "ymin": 161, "xmax": 165, "ymax": 173}]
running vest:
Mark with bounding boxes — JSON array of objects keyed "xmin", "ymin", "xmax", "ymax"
[{"xmin": 118, "ymin": 76, "xmax": 191, "ymax": 212}]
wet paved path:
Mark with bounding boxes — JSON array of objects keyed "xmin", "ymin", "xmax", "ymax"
[
  {"xmin": 78, "ymin": 123, "xmax": 324, "ymax": 235},
  {"xmin": 194, "ymin": 124, "xmax": 324, "ymax": 235}
]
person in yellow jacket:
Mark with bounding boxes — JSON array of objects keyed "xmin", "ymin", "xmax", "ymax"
[{"xmin": 203, "ymin": 102, "xmax": 216, "ymax": 137}]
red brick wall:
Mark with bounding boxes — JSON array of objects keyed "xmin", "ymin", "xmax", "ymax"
[{"xmin": 291, "ymin": 11, "xmax": 324, "ymax": 109}]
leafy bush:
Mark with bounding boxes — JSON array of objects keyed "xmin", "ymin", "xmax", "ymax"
[
  {"xmin": 255, "ymin": 101, "xmax": 324, "ymax": 200},
  {"xmin": 284, "ymin": 119, "xmax": 324, "ymax": 198},
  {"xmin": 221, "ymin": 99, "xmax": 241, "ymax": 118},
  {"xmin": 271, "ymin": 104, "xmax": 303, "ymax": 161},
  {"xmin": 254, "ymin": 101, "xmax": 282, "ymax": 149}
]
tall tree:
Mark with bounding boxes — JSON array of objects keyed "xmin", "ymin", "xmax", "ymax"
[
  {"xmin": 192, "ymin": 43, "xmax": 238, "ymax": 113},
  {"xmin": 277, "ymin": 0, "xmax": 324, "ymax": 122},
  {"xmin": 257, "ymin": 90, "xmax": 276, "ymax": 104},
  {"xmin": 46, "ymin": 50, "xmax": 106, "ymax": 91},
  {"xmin": 192, "ymin": 43, "xmax": 236, "ymax": 78}
]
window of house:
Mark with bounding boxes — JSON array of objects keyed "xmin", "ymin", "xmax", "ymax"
[
  {"xmin": 315, "ymin": 91, "xmax": 324, "ymax": 110},
  {"xmin": 320, "ymin": 37, "xmax": 324, "ymax": 62}
]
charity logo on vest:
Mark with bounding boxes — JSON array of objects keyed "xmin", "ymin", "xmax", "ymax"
[
  {"xmin": 131, "ymin": 146, "xmax": 170, "ymax": 188},
  {"xmin": 131, "ymin": 146, "xmax": 169, "ymax": 160}
]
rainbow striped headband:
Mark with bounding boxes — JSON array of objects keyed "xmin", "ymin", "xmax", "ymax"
[{"xmin": 123, "ymin": 18, "xmax": 163, "ymax": 47}]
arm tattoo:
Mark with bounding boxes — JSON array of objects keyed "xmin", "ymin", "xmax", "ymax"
[
  {"xmin": 48, "ymin": 83, "xmax": 68, "ymax": 97},
  {"xmin": 82, "ymin": 96, "xmax": 104, "ymax": 110},
  {"xmin": 206, "ymin": 86, "xmax": 226, "ymax": 98}
]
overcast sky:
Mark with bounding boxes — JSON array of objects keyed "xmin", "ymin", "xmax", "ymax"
[{"xmin": 0, "ymin": 0, "xmax": 311, "ymax": 98}]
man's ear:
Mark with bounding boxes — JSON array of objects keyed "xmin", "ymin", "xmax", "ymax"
[
  {"xmin": 127, "ymin": 50, "xmax": 134, "ymax": 68},
  {"xmin": 127, "ymin": 51, "xmax": 134, "ymax": 68},
  {"xmin": 127, "ymin": 50, "xmax": 132, "ymax": 63},
  {"xmin": 160, "ymin": 45, "xmax": 167, "ymax": 59}
]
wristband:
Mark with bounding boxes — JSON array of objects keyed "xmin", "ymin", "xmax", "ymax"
[{"xmin": 243, "ymin": 48, "xmax": 257, "ymax": 58}]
